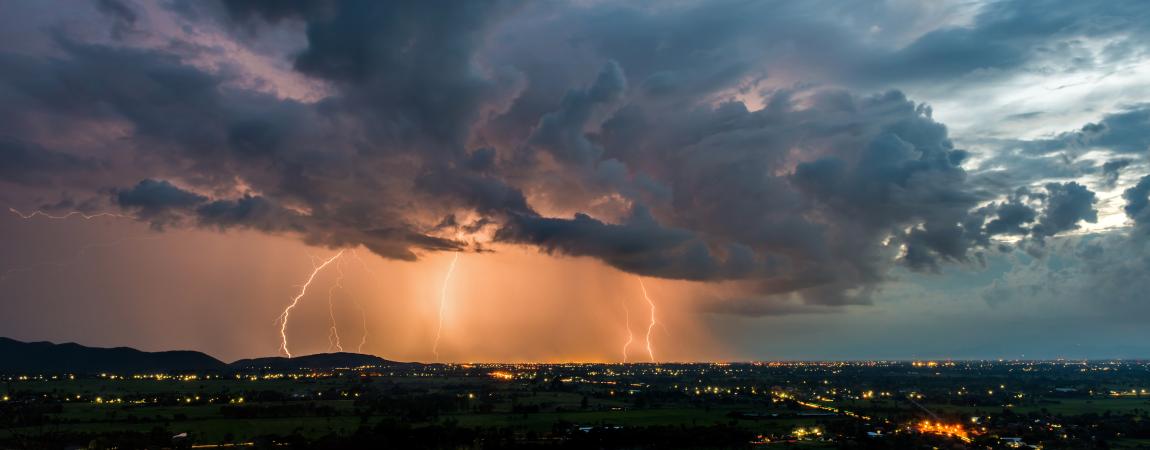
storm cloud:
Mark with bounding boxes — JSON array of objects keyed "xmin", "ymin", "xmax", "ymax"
[{"xmin": 1, "ymin": 0, "xmax": 1146, "ymax": 314}]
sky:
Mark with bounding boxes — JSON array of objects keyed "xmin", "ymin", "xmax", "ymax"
[{"xmin": 1, "ymin": 0, "xmax": 1149, "ymax": 363}]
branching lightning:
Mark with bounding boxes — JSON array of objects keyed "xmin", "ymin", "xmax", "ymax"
[
  {"xmin": 325, "ymin": 258, "xmax": 347, "ymax": 353},
  {"xmin": 8, "ymin": 207, "xmax": 129, "ymax": 220},
  {"xmin": 638, "ymin": 277, "xmax": 658, "ymax": 363},
  {"xmin": 278, "ymin": 250, "xmax": 345, "ymax": 358},
  {"xmin": 432, "ymin": 253, "xmax": 460, "ymax": 361},
  {"xmin": 621, "ymin": 297, "xmax": 635, "ymax": 363}
]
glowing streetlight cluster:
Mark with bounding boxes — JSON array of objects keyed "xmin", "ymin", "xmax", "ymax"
[{"xmin": 916, "ymin": 420, "xmax": 973, "ymax": 443}]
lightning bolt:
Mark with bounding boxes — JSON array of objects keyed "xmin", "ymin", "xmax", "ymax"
[
  {"xmin": 432, "ymin": 252, "xmax": 460, "ymax": 361},
  {"xmin": 8, "ymin": 207, "xmax": 129, "ymax": 220},
  {"xmin": 638, "ymin": 277, "xmax": 657, "ymax": 363},
  {"xmin": 278, "ymin": 250, "xmax": 345, "ymax": 358},
  {"xmin": 621, "ymin": 297, "xmax": 635, "ymax": 363},
  {"xmin": 325, "ymin": 257, "xmax": 347, "ymax": 353},
  {"xmin": 1, "ymin": 206, "xmax": 156, "ymax": 284},
  {"xmin": 350, "ymin": 250, "xmax": 374, "ymax": 353}
]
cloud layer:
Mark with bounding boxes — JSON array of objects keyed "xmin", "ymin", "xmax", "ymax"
[{"xmin": 1, "ymin": 0, "xmax": 1147, "ymax": 315}]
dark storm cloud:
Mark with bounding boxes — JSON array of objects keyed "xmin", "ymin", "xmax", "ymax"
[
  {"xmin": 517, "ymin": 0, "xmax": 1150, "ymax": 94},
  {"xmin": 1124, "ymin": 175, "xmax": 1150, "ymax": 236},
  {"xmin": 965, "ymin": 105, "xmax": 1150, "ymax": 202},
  {"xmin": 497, "ymin": 86, "xmax": 1000, "ymax": 304},
  {"xmin": 851, "ymin": 0, "xmax": 1150, "ymax": 93},
  {"xmin": 1, "ymin": 0, "xmax": 1140, "ymax": 313},
  {"xmin": 527, "ymin": 61, "xmax": 626, "ymax": 166},
  {"xmin": 1102, "ymin": 159, "xmax": 1134, "ymax": 188},
  {"xmin": 968, "ymin": 182, "xmax": 1099, "ymax": 247},
  {"xmin": 114, "ymin": 179, "xmax": 208, "ymax": 226},
  {"xmin": 221, "ymin": 0, "xmax": 523, "ymax": 154},
  {"xmin": 496, "ymin": 208, "xmax": 759, "ymax": 281},
  {"xmin": 983, "ymin": 198, "xmax": 1037, "ymax": 237},
  {"xmin": 1016, "ymin": 106, "xmax": 1150, "ymax": 157},
  {"xmin": 854, "ymin": 0, "xmax": 1150, "ymax": 86},
  {"xmin": 413, "ymin": 167, "xmax": 534, "ymax": 217},
  {"xmin": 1032, "ymin": 182, "xmax": 1098, "ymax": 238},
  {"xmin": 1072, "ymin": 108, "xmax": 1150, "ymax": 155},
  {"xmin": 95, "ymin": 0, "xmax": 139, "ymax": 39},
  {"xmin": 785, "ymin": 95, "xmax": 982, "ymax": 272},
  {"xmin": 195, "ymin": 195, "xmax": 305, "ymax": 233},
  {"xmin": 0, "ymin": 138, "xmax": 102, "ymax": 186}
]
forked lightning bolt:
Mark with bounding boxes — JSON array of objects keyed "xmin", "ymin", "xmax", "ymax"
[
  {"xmin": 638, "ymin": 277, "xmax": 658, "ymax": 363},
  {"xmin": 278, "ymin": 250, "xmax": 345, "ymax": 358},
  {"xmin": 621, "ymin": 297, "xmax": 635, "ymax": 363},
  {"xmin": 326, "ymin": 258, "xmax": 347, "ymax": 353},
  {"xmin": 432, "ymin": 253, "xmax": 460, "ymax": 361}
]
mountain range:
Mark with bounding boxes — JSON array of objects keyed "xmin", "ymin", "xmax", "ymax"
[{"xmin": 0, "ymin": 337, "xmax": 400, "ymax": 374}]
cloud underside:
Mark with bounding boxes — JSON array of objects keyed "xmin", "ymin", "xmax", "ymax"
[{"xmin": 1, "ymin": 0, "xmax": 1148, "ymax": 313}]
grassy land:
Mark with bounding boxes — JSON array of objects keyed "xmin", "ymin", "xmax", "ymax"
[
  {"xmin": 0, "ymin": 416, "xmax": 366, "ymax": 442},
  {"xmin": 827, "ymin": 396, "xmax": 1150, "ymax": 418},
  {"xmin": 0, "ymin": 399, "xmax": 833, "ymax": 442}
]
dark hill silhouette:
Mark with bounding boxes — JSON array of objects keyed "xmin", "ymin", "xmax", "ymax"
[
  {"xmin": 229, "ymin": 352, "xmax": 399, "ymax": 371},
  {"xmin": 0, "ymin": 337, "xmax": 406, "ymax": 374},
  {"xmin": 0, "ymin": 337, "xmax": 226, "ymax": 374}
]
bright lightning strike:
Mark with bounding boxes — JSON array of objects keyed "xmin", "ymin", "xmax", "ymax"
[
  {"xmin": 638, "ymin": 277, "xmax": 658, "ymax": 363},
  {"xmin": 326, "ymin": 258, "xmax": 347, "ymax": 353},
  {"xmin": 621, "ymin": 297, "xmax": 635, "ymax": 363},
  {"xmin": 8, "ymin": 207, "xmax": 129, "ymax": 220},
  {"xmin": 432, "ymin": 252, "xmax": 460, "ymax": 362},
  {"xmin": 278, "ymin": 250, "xmax": 345, "ymax": 358}
]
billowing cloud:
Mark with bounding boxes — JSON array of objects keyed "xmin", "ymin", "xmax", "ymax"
[
  {"xmin": 0, "ymin": 137, "xmax": 102, "ymax": 187},
  {"xmin": 115, "ymin": 179, "xmax": 208, "ymax": 225},
  {"xmin": 1124, "ymin": 175, "xmax": 1150, "ymax": 236},
  {"xmin": 1102, "ymin": 159, "xmax": 1134, "ymax": 188},
  {"xmin": 0, "ymin": 0, "xmax": 1146, "ymax": 317},
  {"xmin": 1032, "ymin": 182, "xmax": 1098, "ymax": 238}
]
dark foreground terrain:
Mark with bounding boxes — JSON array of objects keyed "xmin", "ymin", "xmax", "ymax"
[{"xmin": 3, "ymin": 342, "xmax": 1150, "ymax": 449}]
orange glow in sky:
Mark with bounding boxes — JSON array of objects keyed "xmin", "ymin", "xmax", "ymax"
[{"xmin": 0, "ymin": 220, "xmax": 729, "ymax": 363}]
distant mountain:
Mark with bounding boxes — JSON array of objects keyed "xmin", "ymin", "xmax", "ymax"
[
  {"xmin": 0, "ymin": 337, "xmax": 226, "ymax": 374},
  {"xmin": 0, "ymin": 337, "xmax": 407, "ymax": 374},
  {"xmin": 229, "ymin": 352, "xmax": 399, "ymax": 371}
]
